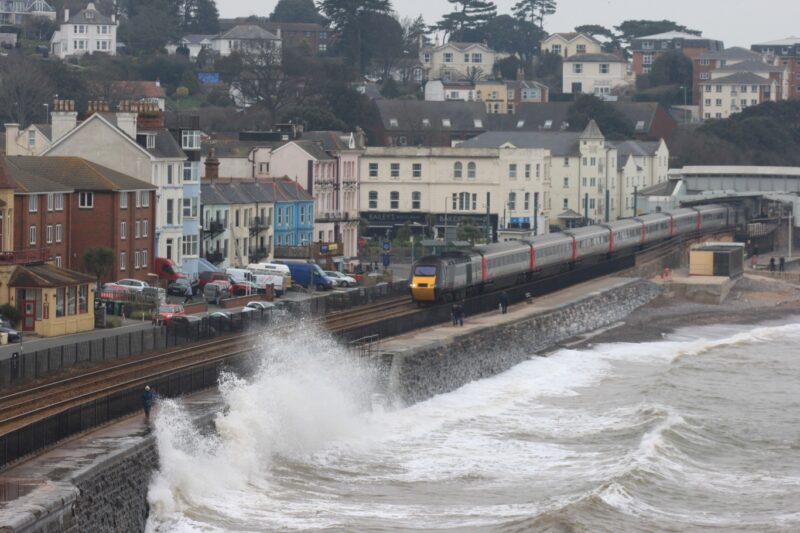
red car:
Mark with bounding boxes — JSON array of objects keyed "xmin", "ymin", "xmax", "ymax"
[{"xmin": 156, "ymin": 304, "xmax": 185, "ymax": 325}]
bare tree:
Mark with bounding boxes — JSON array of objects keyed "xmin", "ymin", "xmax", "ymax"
[
  {"xmin": 234, "ymin": 41, "xmax": 305, "ymax": 120},
  {"xmin": 0, "ymin": 54, "xmax": 54, "ymax": 127}
]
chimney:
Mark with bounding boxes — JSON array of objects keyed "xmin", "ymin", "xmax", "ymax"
[
  {"xmin": 64, "ymin": 8, "xmax": 69, "ymax": 22},
  {"xmin": 4, "ymin": 124, "xmax": 19, "ymax": 155},
  {"xmin": 51, "ymin": 99, "xmax": 78, "ymax": 142},
  {"xmin": 115, "ymin": 101, "xmax": 138, "ymax": 138},
  {"xmin": 205, "ymin": 148, "xmax": 220, "ymax": 181}
]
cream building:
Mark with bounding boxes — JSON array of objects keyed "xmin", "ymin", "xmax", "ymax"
[
  {"xmin": 359, "ymin": 121, "xmax": 670, "ymax": 237},
  {"xmin": 700, "ymin": 64, "xmax": 786, "ymax": 120},
  {"xmin": 50, "ymin": 2, "xmax": 117, "ymax": 58},
  {"xmin": 541, "ymin": 32, "xmax": 602, "ymax": 58},
  {"xmin": 563, "ymin": 53, "xmax": 632, "ymax": 96},
  {"xmin": 4, "ymin": 123, "xmax": 52, "ymax": 156},
  {"xmin": 420, "ymin": 42, "xmax": 505, "ymax": 82}
]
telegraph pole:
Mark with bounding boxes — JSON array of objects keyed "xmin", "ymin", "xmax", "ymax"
[{"xmin": 533, "ymin": 192, "xmax": 539, "ymax": 236}]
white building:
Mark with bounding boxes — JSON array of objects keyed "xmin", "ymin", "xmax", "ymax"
[
  {"xmin": 212, "ymin": 25, "xmax": 281, "ymax": 57},
  {"xmin": 4, "ymin": 122, "xmax": 52, "ymax": 156},
  {"xmin": 43, "ymin": 102, "xmax": 188, "ymax": 265},
  {"xmin": 700, "ymin": 60, "xmax": 787, "ymax": 120},
  {"xmin": 563, "ymin": 53, "xmax": 632, "ymax": 96},
  {"xmin": 420, "ymin": 42, "xmax": 505, "ymax": 82},
  {"xmin": 541, "ymin": 32, "xmax": 602, "ymax": 58},
  {"xmin": 50, "ymin": 2, "xmax": 117, "ymax": 59}
]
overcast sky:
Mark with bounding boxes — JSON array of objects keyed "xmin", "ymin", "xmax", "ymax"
[{"xmin": 219, "ymin": 0, "xmax": 796, "ymax": 48}]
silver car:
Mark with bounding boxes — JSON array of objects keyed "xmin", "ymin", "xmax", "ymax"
[{"xmin": 324, "ymin": 270, "xmax": 358, "ymax": 287}]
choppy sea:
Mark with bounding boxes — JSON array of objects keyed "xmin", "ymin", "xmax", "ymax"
[{"xmin": 145, "ymin": 317, "xmax": 800, "ymax": 532}]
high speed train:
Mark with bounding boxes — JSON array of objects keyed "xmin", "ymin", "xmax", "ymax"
[{"xmin": 410, "ymin": 204, "xmax": 740, "ymax": 303}]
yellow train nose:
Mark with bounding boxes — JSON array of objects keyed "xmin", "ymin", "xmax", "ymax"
[{"xmin": 410, "ymin": 276, "xmax": 437, "ymax": 301}]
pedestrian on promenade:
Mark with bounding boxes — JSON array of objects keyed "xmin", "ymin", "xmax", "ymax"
[
  {"xmin": 451, "ymin": 303, "xmax": 458, "ymax": 326},
  {"xmin": 498, "ymin": 291, "xmax": 509, "ymax": 314},
  {"xmin": 770, "ymin": 257, "xmax": 776, "ymax": 272},
  {"xmin": 780, "ymin": 256, "xmax": 786, "ymax": 272},
  {"xmin": 183, "ymin": 283, "xmax": 193, "ymax": 304},
  {"xmin": 142, "ymin": 385, "xmax": 154, "ymax": 420},
  {"xmin": 455, "ymin": 302, "xmax": 464, "ymax": 327}
]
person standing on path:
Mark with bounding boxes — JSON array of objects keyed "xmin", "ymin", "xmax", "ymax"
[
  {"xmin": 770, "ymin": 257, "xmax": 776, "ymax": 272},
  {"xmin": 779, "ymin": 257, "xmax": 786, "ymax": 272},
  {"xmin": 498, "ymin": 291, "xmax": 509, "ymax": 314},
  {"xmin": 142, "ymin": 385, "xmax": 154, "ymax": 420},
  {"xmin": 183, "ymin": 283, "xmax": 193, "ymax": 304}
]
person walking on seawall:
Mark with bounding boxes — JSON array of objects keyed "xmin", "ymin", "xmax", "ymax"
[
  {"xmin": 183, "ymin": 283, "xmax": 193, "ymax": 304},
  {"xmin": 769, "ymin": 257, "xmax": 776, "ymax": 272},
  {"xmin": 453, "ymin": 302, "xmax": 464, "ymax": 326},
  {"xmin": 451, "ymin": 303, "xmax": 459, "ymax": 326},
  {"xmin": 779, "ymin": 257, "xmax": 786, "ymax": 272},
  {"xmin": 498, "ymin": 291, "xmax": 509, "ymax": 314},
  {"xmin": 142, "ymin": 385, "xmax": 154, "ymax": 420}
]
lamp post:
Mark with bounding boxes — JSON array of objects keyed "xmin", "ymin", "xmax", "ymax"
[
  {"xmin": 43, "ymin": 103, "xmax": 49, "ymax": 124},
  {"xmin": 679, "ymin": 85, "xmax": 688, "ymax": 106}
]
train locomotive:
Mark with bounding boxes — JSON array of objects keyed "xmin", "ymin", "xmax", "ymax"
[{"xmin": 410, "ymin": 204, "xmax": 738, "ymax": 304}]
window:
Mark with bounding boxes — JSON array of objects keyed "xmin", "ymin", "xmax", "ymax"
[
  {"xmin": 46, "ymin": 225, "xmax": 52, "ymax": 243},
  {"xmin": 700, "ymin": 72, "xmax": 710, "ymax": 80},
  {"xmin": 135, "ymin": 220, "xmax": 141, "ymax": 238},
  {"xmin": 576, "ymin": 44, "xmax": 586, "ymax": 54},
  {"xmin": 716, "ymin": 99, "xmax": 722, "ymax": 106},
  {"xmin": 552, "ymin": 44, "xmax": 561, "ymax": 55},
  {"xmin": 183, "ymin": 161, "xmax": 199, "ymax": 182},
  {"xmin": 751, "ymin": 99, "xmax": 758, "ymax": 105},
  {"xmin": 119, "ymin": 192, "xmax": 128, "ymax": 209},
  {"xmin": 146, "ymin": 135, "xmax": 155, "ymax": 149},
  {"xmin": 474, "ymin": 118, "xmax": 483, "ymax": 128},
  {"xmin": 472, "ymin": 53, "xmax": 482, "ymax": 63},
  {"xmin": 705, "ymin": 84, "xmax": 712, "ymax": 92},
  {"xmin": 299, "ymin": 206, "xmax": 305, "ymax": 224},
  {"xmin": 28, "ymin": 195, "xmax": 37, "ymax": 213},
  {"xmin": 573, "ymin": 63, "xmax": 583, "ymax": 73},
  {"xmin": 142, "ymin": 249, "xmax": 148, "ymax": 268},
  {"xmin": 277, "ymin": 208, "xmax": 283, "ymax": 225},
  {"xmin": 599, "ymin": 63, "xmax": 609, "ymax": 74},
  {"xmin": 563, "ymin": 177, "xmax": 569, "ymax": 188},
  {"xmin": 28, "ymin": 129, "xmax": 36, "ymax": 149},
  {"xmin": 369, "ymin": 191, "xmax": 378, "ymax": 209},
  {"xmin": 390, "ymin": 191, "xmax": 399, "ymax": 209},
  {"xmin": 741, "ymin": 99, "xmax": 747, "ymax": 107},
  {"xmin": 454, "ymin": 162, "xmax": 463, "ymax": 178},
  {"xmin": 167, "ymin": 199, "xmax": 175, "ymax": 225},
  {"xmin": 134, "ymin": 251, "xmax": 141, "ymax": 269},
  {"xmin": 563, "ymin": 198, "xmax": 569, "ymax": 209},
  {"xmin": 643, "ymin": 53, "xmax": 653, "ymax": 65},
  {"xmin": 183, "ymin": 197, "xmax": 198, "ymax": 218},
  {"xmin": 508, "ymin": 192, "xmax": 516, "ymax": 211},
  {"xmin": 142, "ymin": 220, "xmax": 148, "ymax": 237},
  {"xmin": 464, "ymin": 53, "xmax": 470, "ymax": 63},
  {"xmin": 121, "ymin": 221, "xmax": 126, "ymax": 239},
  {"xmin": 79, "ymin": 192, "xmax": 93, "ymax": 208},
  {"xmin": 444, "ymin": 52, "xmax": 453, "ymax": 63},
  {"xmin": 563, "ymin": 158, "xmax": 569, "ymax": 167},
  {"xmin": 29, "ymin": 225, "xmax": 36, "ymax": 245},
  {"xmin": 424, "ymin": 52, "xmax": 430, "ymax": 62},
  {"xmin": 54, "ymin": 193, "xmax": 64, "ymax": 211},
  {"xmin": 167, "ymin": 165, "xmax": 174, "ymax": 185},
  {"xmin": 716, "ymin": 85, "xmax": 722, "ymax": 93},
  {"xmin": 182, "ymin": 235, "xmax": 199, "ymax": 256},
  {"xmin": 590, "ymin": 198, "xmax": 596, "ymax": 209},
  {"xmin": 412, "ymin": 191, "xmax": 421, "ymax": 210},
  {"xmin": 751, "ymin": 85, "xmax": 759, "ymax": 92},
  {"xmin": 704, "ymin": 98, "xmax": 711, "ymax": 106},
  {"xmin": 390, "ymin": 163, "xmax": 400, "ymax": 177},
  {"xmin": 181, "ymin": 130, "xmax": 200, "ymax": 150},
  {"xmin": 442, "ymin": 118, "xmax": 451, "ymax": 127},
  {"xmin": 55, "ymin": 224, "xmax": 62, "ymax": 243},
  {"xmin": 509, "ymin": 164, "xmax": 517, "ymax": 178},
  {"xmin": 524, "ymin": 192, "xmax": 530, "ymax": 210},
  {"xmin": 56, "ymin": 287, "xmax": 65, "ymax": 317},
  {"xmin": 412, "ymin": 163, "xmax": 422, "ymax": 178},
  {"xmin": 740, "ymin": 85, "xmax": 748, "ymax": 93},
  {"xmin": 389, "ymin": 118, "xmax": 398, "ymax": 128},
  {"xmin": 369, "ymin": 162, "xmax": 378, "ymax": 177}
]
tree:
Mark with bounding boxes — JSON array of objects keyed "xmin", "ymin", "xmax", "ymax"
[
  {"xmin": 513, "ymin": 0, "xmax": 557, "ymax": 31},
  {"xmin": 532, "ymin": 51, "xmax": 562, "ymax": 92},
  {"xmin": 567, "ymin": 95, "xmax": 634, "ymax": 140},
  {"xmin": 271, "ymin": 0, "xmax": 325, "ymax": 23},
  {"xmin": 23, "ymin": 15, "xmax": 58, "ymax": 41},
  {"xmin": 436, "ymin": 0, "xmax": 496, "ymax": 42},
  {"xmin": 493, "ymin": 55, "xmax": 523, "ymax": 80},
  {"xmin": 401, "ymin": 15, "xmax": 428, "ymax": 56},
  {"xmin": 574, "ymin": 24, "xmax": 621, "ymax": 54},
  {"xmin": 381, "ymin": 77, "xmax": 400, "ymax": 98},
  {"xmin": 235, "ymin": 43, "xmax": 297, "ymax": 120},
  {"xmin": 279, "ymin": 105, "xmax": 347, "ymax": 130},
  {"xmin": 318, "ymin": 0, "xmax": 392, "ymax": 72},
  {"xmin": 82, "ymin": 247, "xmax": 115, "ymax": 287},
  {"xmin": 118, "ymin": 5, "xmax": 179, "ymax": 54},
  {"xmin": 484, "ymin": 14, "xmax": 542, "ymax": 64},
  {"xmin": 614, "ymin": 20, "xmax": 700, "ymax": 49},
  {"xmin": 0, "ymin": 54, "xmax": 54, "ymax": 127},
  {"xmin": 395, "ymin": 222, "xmax": 411, "ymax": 243},
  {"xmin": 361, "ymin": 12, "xmax": 405, "ymax": 80},
  {"xmin": 457, "ymin": 222, "xmax": 482, "ymax": 244},
  {"xmin": 647, "ymin": 50, "xmax": 692, "ymax": 89}
]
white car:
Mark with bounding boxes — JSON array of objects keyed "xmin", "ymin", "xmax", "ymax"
[
  {"xmin": 115, "ymin": 279, "xmax": 150, "ymax": 292},
  {"xmin": 324, "ymin": 271, "xmax": 357, "ymax": 287},
  {"xmin": 245, "ymin": 301, "xmax": 276, "ymax": 311}
]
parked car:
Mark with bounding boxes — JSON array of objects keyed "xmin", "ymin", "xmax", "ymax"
[
  {"xmin": 167, "ymin": 315, "xmax": 202, "ymax": 328},
  {"xmin": 324, "ymin": 270, "xmax": 358, "ymax": 287},
  {"xmin": 231, "ymin": 280, "xmax": 260, "ymax": 296},
  {"xmin": 245, "ymin": 301, "xmax": 276, "ymax": 312},
  {"xmin": 198, "ymin": 270, "xmax": 230, "ymax": 290},
  {"xmin": 203, "ymin": 280, "xmax": 231, "ymax": 305},
  {"xmin": 156, "ymin": 303, "xmax": 185, "ymax": 325},
  {"xmin": 115, "ymin": 279, "xmax": 150, "ymax": 292},
  {"xmin": 0, "ymin": 318, "xmax": 20, "ymax": 343},
  {"xmin": 167, "ymin": 277, "xmax": 199, "ymax": 296}
]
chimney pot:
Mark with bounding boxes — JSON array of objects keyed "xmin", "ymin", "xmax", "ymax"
[{"xmin": 205, "ymin": 148, "xmax": 220, "ymax": 181}]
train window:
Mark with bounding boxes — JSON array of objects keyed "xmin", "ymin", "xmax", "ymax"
[{"xmin": 414, "ymin": 266, "xmax": 436, "ymax": 276}]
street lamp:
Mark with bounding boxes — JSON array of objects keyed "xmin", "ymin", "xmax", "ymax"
[
  {"xmin": 43, "ymin": 103, "xmax": 49, "ymax": 124},
  {"xmin": 679, "ymin": 85, "xmax": 688, "ymax": 106}
]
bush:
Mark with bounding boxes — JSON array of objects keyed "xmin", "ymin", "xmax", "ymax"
[
  {"xmin": 105, "ymin": 316, "xmax": 123, "ymax": 328},
  {"xmin": 175, "ymin": 86, "xmax": 189, "ymax": 98},
  {"xmin": 0, "ymin": 303, "xmax": 20, "ymax": 326}
]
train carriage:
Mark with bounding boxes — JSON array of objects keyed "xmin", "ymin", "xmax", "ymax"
[
  {"xmin": 476, "ymin": 241, "xmax": 533, "ymax": 284},
  {"xmin": 635, "ymin": 213, "xmax": 672, "ymax": 245},
  {"xmin": 604, "ymin": 219, "xmax": 644, "ymax": 253},
  {"xmin": 527, "ymin": 233, "xmax": 574, "ymax": 273},
  {"xmin": 693, "ymin": 205, "xmax": 730, "ymax": 232},
  {"xmin": 664, "ymin": 208, "xmax": 699, "ymax": 236},
  {"xmin": 564, "ymin": 226, "xmax": 612, "ymax": 262}
]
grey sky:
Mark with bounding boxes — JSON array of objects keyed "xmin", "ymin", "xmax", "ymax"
[{"xmin": 218, "ymin": 0, "xmax": 796, "ymax": 48}]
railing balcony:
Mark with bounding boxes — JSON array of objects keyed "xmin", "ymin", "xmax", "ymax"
[
  {"xmin": 0, "ymin": 248, "xmax": 50, "ymax": 265},
  {"xmin": 205, "ymin": 251, "xmax": 224, "ymax": 265},
  {"xmin": 249, "ymin": 216, "xmax": 270, "ymax": 236},
  {"xmin": 204, "ymin": 220, "xmax": 224, "ymax": 238},
  {"xmin": 248, "ymin": 247, "xmax": 269, "ymax": 262}
]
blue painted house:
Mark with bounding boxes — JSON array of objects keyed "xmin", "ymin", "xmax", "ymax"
[{"xmin": 273, "ymin": 178, "xmax": 314, "ymax": 248}]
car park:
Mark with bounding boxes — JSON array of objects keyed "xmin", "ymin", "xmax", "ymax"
[
  {"xmin": 167, "ymin": 277, "xmax": 199, "ymax": 296},
  {"xmin": 156, "ymin": 303, "xmax": 185, "ymax": 325},
  {"xmin": 0, "ymin": 318, "xmax": 20, "ymax": 343},
  {"xmin": 324, "ymin": 270, "xmax": 358, "ymax": 287},
  {"xmin": 115, "ymin": 279, "xmax": 150, "ymax": 292}
]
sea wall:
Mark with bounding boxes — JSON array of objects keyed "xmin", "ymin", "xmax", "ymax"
[{"xmin": 389, "ymin": 279, "xmax": 662, "ymax": 405}]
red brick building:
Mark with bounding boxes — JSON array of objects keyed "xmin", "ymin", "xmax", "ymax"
[
  {"xmin": 630, "ymin": 31, "xmax": 723, "ymax": 77},
  {"xmin": 751, "ymin": 37, "xmax": 800, "ymax": 99},
  {"xmin": 3, "ymin": 156, "xmax": 156, "ymax": 283},
  {"xmin": 692, "ymin": 47, "xmax": 763, "ymax": 105}
]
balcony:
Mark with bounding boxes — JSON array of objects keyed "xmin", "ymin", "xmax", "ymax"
[
  {"xmin": 248, "ymin": 216, "xmax": 270, "ymax": 236},
  {"xmin": 0, "ymin": 248, "xmax": 50, "ymax": 265},
  {"xmin": 248, "ymin": 247, "xmax": 269, "ymax": 263},
  {"xmin": 204, "ymin": 220, "xmax": 224, "ymax": 239},
  {"xmin": 205, "ymin": 251, "xmax": 224, "ymax": 265},
  {"xmin": 316, "ymin": 211, "xmax": 352, "ymax": 223}
]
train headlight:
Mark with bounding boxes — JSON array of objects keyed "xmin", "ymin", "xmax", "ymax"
[{"xmin": 409, "ymin": 283, "xmax": 417, "ymax": 288}]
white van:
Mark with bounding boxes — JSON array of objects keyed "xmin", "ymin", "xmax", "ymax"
[
  {"xmin": 247, "ymin": 263, "xmax": 291, "ymax": 296},
  {"xmin": 225, "ymin": 268, "xmax": 254, "ymax": 284}
]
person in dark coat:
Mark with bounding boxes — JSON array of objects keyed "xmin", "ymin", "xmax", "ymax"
[
  {"xmin": 498, "ymin": 291, "xmax": 509, "ymax": 314},
  {"xmin": 779, "ymin": 257, "xmax": 786, "ymax": 272},
  {"xmin": 142, "ymin": 385, "xmax": 154, "ymax": 420},
  {"xmin": 455, "ymin": 303, "xmax": 464, "ymax": 326},
  {"xmin": 770, "ymin": 257, "xmax": 776, "ymax": 272}
]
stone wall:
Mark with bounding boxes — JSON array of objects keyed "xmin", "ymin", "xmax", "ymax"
[{"xmin": 389, "ymin": 279, "xmax": 662, "ymax": 405}]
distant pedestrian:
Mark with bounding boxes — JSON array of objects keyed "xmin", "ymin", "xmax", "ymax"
[
  {"xmin": 142, "ymin": 385, "xmax": 154, "ymax": 420},
  {"xmin": 753, "ymin": 244, "xmax": 759, "ymax": 257},
  {"xmin": 770, "ymin": 257, "xmax": 776, "ymax": 272},
  {"xmin": 751, "ymin": 252, "xmax": 758, "ymax": 270},
  {"xmin": 451, "ymin": 303, "xmax": 459, "ymax": 326},
  {"xmin": 455, "ymin": 302, "xmax": 464, "ymax": 326},
  {"xmin": 183, "ymin": 283, "xmax": 193, "ymax": 304},
  {"xmin": 498, "ymin": 291, "xmax": 509, "ymax": 314},
  {"xmin": 780, "ymin": 256, "xmax": 786, "ymax": 272}
]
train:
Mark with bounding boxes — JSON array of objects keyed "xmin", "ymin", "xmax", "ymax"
[{"xmin": 410, "ymin": 204, "xmax": 742, "ymax": 304}]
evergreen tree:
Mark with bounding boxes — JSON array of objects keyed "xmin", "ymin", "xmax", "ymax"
[
  {"xmin": 270, "ymin": 0, "xmax": 325, "ymax": 24},
  {"xmin": 436, "ymin": 0, "xmax": 497, "ymax": 41},
  {"xmin": 513, "ymin": 0, "xmax": 557, "ymax": 31},
  {"xmin": 567, "ymin": 95, "xmax": 634, "ymax": 140},
  {"xmin": 318, "ymin": 0, "xmax": 393, "ymax": 72}
]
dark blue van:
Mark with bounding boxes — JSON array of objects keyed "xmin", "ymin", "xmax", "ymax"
[{"xmin": 279, "ymin": 261, "xmax": 333, "ymax": 290}]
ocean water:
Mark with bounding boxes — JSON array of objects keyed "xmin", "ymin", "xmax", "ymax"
[{"xmin": 145, "ymin": 318, "xmax": 800, "ymax": 532}]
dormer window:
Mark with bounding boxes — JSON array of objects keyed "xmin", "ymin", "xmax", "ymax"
[
  {"xmin": 86, "ymin": 10, "xmax": 94, "ymax": 19},
  {"xmin": 544, "ymin": 119, "xmax": 553, "ymax": 129},
  {"xmin": 516, "ymin": 120, "xmax": 525, "ymax": 128},
  {"xmin": 442, "ymin": 118, "xmax": 451, "ymax": 127},
  {"xmin": 635, "ymin": 120, "xmax": 645, "ymax": 131},
  {"xmin": 422, "ymin": 118, "xmax": 430, "ymax": 127},
  {"xmin": 389, "ymin": 118, "xmax": 399, "ymax": 128},
  {"xmin": 146, "ymin": 135, "xmax": 155, "ymax": 149},
  {"xmin": 473, "ymin": 119, "xmax": 483, "ymax": 128}
]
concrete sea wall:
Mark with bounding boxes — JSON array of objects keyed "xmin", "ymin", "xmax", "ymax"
[{"xmin": 389, "ymin": 279, "xmax": 662, "ymax": 405}]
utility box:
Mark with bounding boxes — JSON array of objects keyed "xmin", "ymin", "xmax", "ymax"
[{"xmin": 690, "ymin": 244, "xmax": 744, "ymax": 278}]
